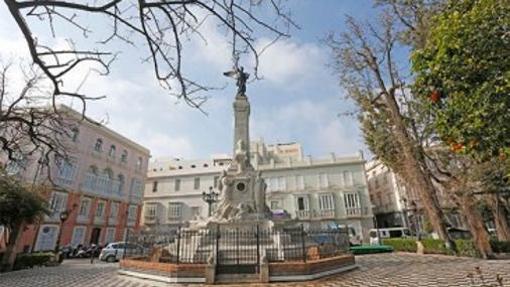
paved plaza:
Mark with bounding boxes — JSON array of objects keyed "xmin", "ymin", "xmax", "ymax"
[{"xmin": 0, "ymin": 253, "xmax": 508, "ymax": 287}]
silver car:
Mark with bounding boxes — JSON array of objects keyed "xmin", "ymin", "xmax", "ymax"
[{"xmin": 99, "ymin": 242, "xmax": 143, "ymax": 262}]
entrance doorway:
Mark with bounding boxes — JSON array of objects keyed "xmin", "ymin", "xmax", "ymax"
[{"xmin": 90, "ymin": 228, "xmax": 101, "ymax": 245}]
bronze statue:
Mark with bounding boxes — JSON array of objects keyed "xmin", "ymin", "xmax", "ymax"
[{"xmin": 223, "ymin": 65, "xmax": 249, "ymax": 96}]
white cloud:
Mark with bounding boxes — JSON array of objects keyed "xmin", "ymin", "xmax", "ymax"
[{"xmin": 255, "ymin": 39, "xmax": 326, "ymax": 85}]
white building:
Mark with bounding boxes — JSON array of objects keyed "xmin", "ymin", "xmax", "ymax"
[
  {"xmin": 366, "ymin": 159, "xmax": 465, "ymax": 232},
  {"xmin": 142, "ymin": 141, "xmax": 374, "ymax": 242}
]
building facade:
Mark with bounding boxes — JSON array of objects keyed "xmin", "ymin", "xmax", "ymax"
[
  {"xmin": 366, "ymin": 159, "xmax": 466, "ymax": 233},
  {"xmin": 142, "ymin": 141, "xmax": 374, "ymax": 242},
  {"xmin": 4, "ymin": 106, "xmax": 150, "ymax": 253}
]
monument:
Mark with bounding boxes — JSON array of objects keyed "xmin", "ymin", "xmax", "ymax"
[
  {"xmin": 118, "ymin": 66, "xmax": 355, "ymax": 284},
  {"xmin": 192, "ymin": 65, "xmax": 271, "ymax": 228}
]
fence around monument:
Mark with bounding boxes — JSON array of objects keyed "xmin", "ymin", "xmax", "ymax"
[{"xmin": 124, "ymin": 226, "xmax": 351, "ymax": 264}]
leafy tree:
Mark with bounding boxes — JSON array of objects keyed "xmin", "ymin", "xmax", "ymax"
[
  {"xmin": 412, "ymin": 0, "xmax": 510, "ymax": 160},
  {"xmin": 0, "ymin": 169, "xmax": 49, "ymax": 271}
]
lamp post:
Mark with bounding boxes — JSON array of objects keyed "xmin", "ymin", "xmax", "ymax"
[
  {"xmin": 371, "ymin": 204, "xmax": 381, "ymax": 245},
  {"xmin": 202, "ymin": 186, "xmax": 219, "ymax": 217},
  {"xmin": 55, "ymin": 210, "xmax": 70, "ymax": 254}
]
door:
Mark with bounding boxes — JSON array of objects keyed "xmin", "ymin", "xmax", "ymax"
[{"xmin": 90, "ymin": 228, "xmax": 101, "ymax": 245}]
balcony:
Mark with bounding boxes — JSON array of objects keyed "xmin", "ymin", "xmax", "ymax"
[
  {"xmin": 345, "ymin": 207, "xmax": 369, "ymax": 218},
  {"xmin": 295, "ymin": 209, "xmax": 336, "ymax": 220},
  {"xmin": 317, "ymin": 209, "xmax": 335, "ymax": 219},
  {"xmin": 108, "ymin": 217, "xmax": 117, "ymax": 226},
  {"xmin": 144, "ymin": 214, "xmax": 157, "ymax": 224},
  {"xmin": 81, "ymin": 173, "xmax": 124, "ymax": 200},
  {"xmin": 295, "ymin": 210, "xmax": 311, "ymax": 220},
  {"xmin": 94, "ymin": 216, "xmax": 105, "ymax": 225}
]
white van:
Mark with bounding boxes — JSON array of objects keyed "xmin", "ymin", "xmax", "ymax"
[{"xmin": 369, "ymin": 227, "xmax": 411, "ymax": 245}]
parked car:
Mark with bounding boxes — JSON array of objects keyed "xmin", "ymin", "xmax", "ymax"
[
  {"xmin": 99, "ymin": 242, "xmax": 144, "ymax": 263},
  {"xmin": 369, "ymin": 227, "xmax": 411, "ymax": 245}
]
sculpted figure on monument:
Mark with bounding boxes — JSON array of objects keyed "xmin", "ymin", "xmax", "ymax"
[
  {"xmin": 223, "ymin": 65, "xmax": 249, "ymax": 96},
  {"xmin": 234, "ymin": 139, "xmax": 249, "ymax": 174},
  {"xmin": 254, "ymin": 171, "xmax": 269, "ymax": 215},
  {"xmin": 214, "ymin": 171, "xmax": 234, "ymax": 220}
]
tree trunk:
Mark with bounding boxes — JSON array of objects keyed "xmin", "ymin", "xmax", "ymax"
[
  {"xmin": 384, "ymin": 92, "xmax": 456, "ymax": 252},
  {"xmin": 0, "ymin": 222, "xmax": 24, "ymax": 272},
  {"xmin": 489, "ymin": 194, "xmax": 510, "ymax": 241},
  {"xmin": 458, "ymin": 195, "xmax": 493, "ymax": 259}
]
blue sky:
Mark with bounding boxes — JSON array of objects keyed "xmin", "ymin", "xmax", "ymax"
[{"xmin": 0, "ymin": 1, "xmax": 381, "ymax": 160}]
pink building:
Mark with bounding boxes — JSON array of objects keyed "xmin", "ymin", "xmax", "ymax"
[{"xmin": 6, "ymin": 106, "xmax": 150, "ymax": 253}]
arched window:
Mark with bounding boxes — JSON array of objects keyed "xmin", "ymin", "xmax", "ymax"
[
  {"xmin": 136, "ymin": 157, "xmax": 143, "ymax": 170},
  {"xmin": 109, "ymin": 145, "xmax": 116, "ymax": 158},
  {"xmin": 117, "ymin": 174, "xmax": 125, "ymax": 193},
  {"xmin": 121, "ymin": 150, "xmax": 128, "ymax": 163},
  {"xmin": 94, "ymin": 138, "xmax": 103, "ymax": 152},
  {"xmin": 71, "ymin": 127, "xmax": 79, "ymax": 142}
]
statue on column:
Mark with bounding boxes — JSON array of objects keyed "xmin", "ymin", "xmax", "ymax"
[{"xmin": 223, "ymin": 65, "xmax": 250, "ymax": 96}]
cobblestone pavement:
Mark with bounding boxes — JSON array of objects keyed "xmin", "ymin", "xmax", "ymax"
[{"xmin": 0, "ymin": 254, "xmax": 509, "ymax": 287}]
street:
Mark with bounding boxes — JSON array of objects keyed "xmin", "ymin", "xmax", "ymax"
[{"xmin": 0, "ymin": 253, "xmax": 508, "ymax": 287}]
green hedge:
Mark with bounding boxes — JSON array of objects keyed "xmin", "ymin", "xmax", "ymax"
[
  {"xmin": 421, "ymin": 239, "xmax": 453, "ymax": 255},
  {"xmin": 382, "ymin": 238, "xmax": 418, "ymax": 253},
  {"xmin": 13, "ymin": 252, "xmax": 54, "ymax": 270},
  {"xmin": 490, "ymin": 239, "xmax": 510, "ymax": 253},
  {"xmin": 455, "ymin": 239, "xmax": 480, "ymax": 258}
]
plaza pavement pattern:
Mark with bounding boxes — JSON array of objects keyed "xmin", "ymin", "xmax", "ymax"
[{"xmin": 0, "ymin": 253, "xmax": 508, "ymax": 287}]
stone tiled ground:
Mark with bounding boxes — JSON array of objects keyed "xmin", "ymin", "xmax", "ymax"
[{"xmin": 0, "ymin": 253, "xmax": 508, "ymax": 287}]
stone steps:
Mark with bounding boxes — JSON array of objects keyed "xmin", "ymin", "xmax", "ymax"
[{"xmin": 215, "ymin": 273, "xmax": 260, "ymax": 284}]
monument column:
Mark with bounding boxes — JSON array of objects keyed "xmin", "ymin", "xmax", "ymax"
[{"xmin": 233, "ymin": 95, "xmax": 250, "ymax": 158}]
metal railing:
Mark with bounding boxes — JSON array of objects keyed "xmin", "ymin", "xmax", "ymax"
[{"xmin": 124, "ymin": 226, "xmax": 350, "ymax": 265}]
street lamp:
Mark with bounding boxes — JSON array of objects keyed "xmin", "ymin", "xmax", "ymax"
[
  {"xmin": 371, "ymin": 204, "xmax": 381, "ymax": 245},
  {"xmin": 202, "ymin": 186, "xmax": 219, "ymax": 217},
  {"xmin": 54, "ymin": 210, "xmax": 70, "ymax": 253}
]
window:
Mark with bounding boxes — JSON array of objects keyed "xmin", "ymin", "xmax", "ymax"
[
  {"xmin": 319, "ymin": 173, "xmax": 329, "ymax": 188},
  {"xmin": 95, "ymin": 201, "xmax": 105, "ymax": 218},
  {"xmin": 319, "ymin": 194, "xmax": 335, "ymax": 210},
  {"xmin": 270, "ymin": 201, "xmax": 279, "ymax": 210},
  {"xmin": 109, "ymin": 202, "xmax": 119, "ymax": 219},
  {"xmin": 152, "ymin": 181, "xmax": 158, "ymax": 192},
  {"xmin": 56, "ymin": 159, "xmax": 76, "ymax": 184},
  {"xmin": 105, "ymin": 228, "xmax": 116, "ymax": 244},
  {"xmin": 343, "ymin": 171, "xmax": 353, "ymax": 186},
  {"xmin": 344, "ymin": 193, "xmax": 361, "ymax": 214},
  {"xmin": 174, "ymin": 179, "xmax": 181, "ymax": 191},
  {"xmin": 269, "ymin": 177, "xmax": 278, "ymax": 191},
  {"xmin": 49, "ymin": 192, "xmax": 68, "ymax": 216},
  {"xmin": 71, "ymin": 127, "xmax": 79, "ymax": 142},
  {"xmin": 5, "ymin": 156, "xmax": 26, "ymax": 175},
  {"xmin": 128, "ymin": 205, "xmax": 138, "ymax": 221},
  {"xmin": 109, "ymin": 145, "xmax": 116, "ymax": 158},
  {"xmin": 117, "ymin": 174, "xmax": 125, "ymax": 194},
  {"xmin": 94, "ymin": 138, "xmax": 103, "ymax": 152},
  {"xmin": 278, "ymin": 177, "xmax": 286, "ymax": 190},
  {"xmin": 70, "ymin": 226, "xmax": 86, "ymax": 247},
  {"xmin": 296, "ymin": 196, "xmax": 309, "ymax": 211},
  {"xmin": 194, "ymin": 177, "xmax": 200, "ymax": 190},
  {"xmin": 78, "ymin": 198, "xmax": 91, "ymax": 217},
  {"xmin": 145, "ymin": 204, "xmax": 157, "ymax": 218},
  {"xmin": 121, "ymin": 150, "xmax": 128, "ymax": 163},
  {"xmin": 136, "ymin": 157, "xmax": 143, "ymax": 170},
  {"xmin": 214, "ymin": 176, "xmax": 220, "ymax": 188},
  {"xmin": 296, "ymin": 175, "xmax": 305, "ymax": 190},
  {"xmin": 168, "ymin": 203, "xmax": 182, "ymax": 219}
]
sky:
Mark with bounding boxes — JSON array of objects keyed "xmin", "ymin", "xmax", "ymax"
[{"xmin": 0, "ymin": 1, "xmax": 381, "ymax": 161}]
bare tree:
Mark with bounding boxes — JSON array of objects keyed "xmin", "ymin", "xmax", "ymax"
[
  {"xmin": 0, "ymin": 63, "xmax": 75, "ymax": 178},
  {"xmin": 327, "ymin": 12, "xmax": 456, "ymax": 251},
  {"xmin": 3, "ymin": 0, "xmax": 297, "ymax": 114}
]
